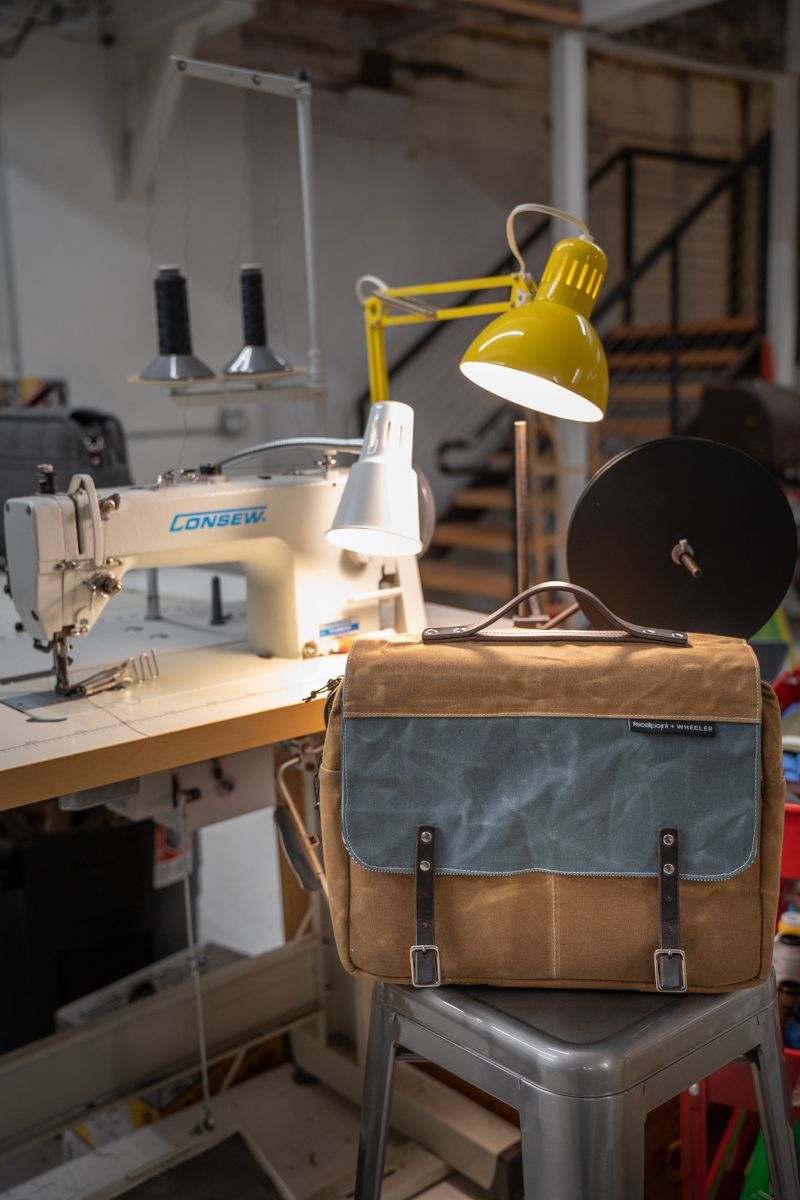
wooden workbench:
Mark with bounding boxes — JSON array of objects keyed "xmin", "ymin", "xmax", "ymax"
[
  {"xmin": 0, "ymin": 644, "xmax": 334, "ymax": 810},
  {"xmin": 0, "ymin": 568, "xmax": 462, "ymax": 811},
  {"xmin": 0, "ymin": 568, "xmax": 339, "ymax": 809}
]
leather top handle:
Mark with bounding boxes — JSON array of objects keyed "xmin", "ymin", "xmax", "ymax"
[{"xmin": 421, "ymin": 581, "xmax": 688, "ymax": 647}]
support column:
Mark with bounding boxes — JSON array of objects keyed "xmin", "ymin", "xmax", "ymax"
[
  {"xmin": 550, "ymin": 30, "xmax": 589, "ymax": 558},
  {"xmin": 767, "ymin": 75, "xmax": 799, "ymax": 386}
]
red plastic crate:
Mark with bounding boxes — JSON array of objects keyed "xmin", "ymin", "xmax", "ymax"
[
  {"xmin": 782, "ymin": 803, "xmax": 800, "ymax": 879},
  {"xmin": 699, "ymin": 804, "xmax": 800, "ymax": 1117},
  {"xmin": 705, "ymin": 1049, "xmax": 800, "ymax": 1115}
]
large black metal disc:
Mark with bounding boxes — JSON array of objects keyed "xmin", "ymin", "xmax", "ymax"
[{"xmin": 567, "ymin": 437, "xmax": 797, "ymax": 639}]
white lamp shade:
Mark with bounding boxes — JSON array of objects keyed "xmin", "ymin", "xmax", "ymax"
[{"xmin": 326, "ymin": 401, "xmax": 422, "ymax": 557}]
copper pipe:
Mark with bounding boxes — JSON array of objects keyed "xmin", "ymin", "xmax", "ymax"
[
  {"xmin": 276, "ymin": 755, "xmax": 328, "ymax": 898},
  {"xmin": 514, "ymin": 420, "xmax": 533, "ymax": 618},
  {"xmin": 543, "ymin": 601, "xmax": 580, "ymax": 629}
]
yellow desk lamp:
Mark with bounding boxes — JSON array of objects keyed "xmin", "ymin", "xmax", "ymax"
[{"xmin": 357, "ymin": 203, "xmax": 609, "ymax": 422}]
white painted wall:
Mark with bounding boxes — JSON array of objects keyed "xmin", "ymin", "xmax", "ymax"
[
  {"xmin": 0, "ymin": 19, "xmax": 770, "ymax": 498},
  {"xmin": 247, "ymin": 75, "xmax": 548, "ymax": 492},
  {"xmin": 245, "ymin": 27, "xmax": 769, "ymax": 497},
  {"xmin": 199, "ymin": 808, "xmax": 285, "ymax": 956},
  {"xmin": 0, "ymin": 28, "xmax": 259, "ymax": 483}
]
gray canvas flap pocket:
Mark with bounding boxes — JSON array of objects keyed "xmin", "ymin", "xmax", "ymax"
[{"xmin": 341, "ymin": 714, "xmax": 760, "ymax": 881}]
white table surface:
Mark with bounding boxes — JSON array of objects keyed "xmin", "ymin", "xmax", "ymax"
[{"xmin": 0, "ymin": 567, "xmax": 473, "ymax": 809}]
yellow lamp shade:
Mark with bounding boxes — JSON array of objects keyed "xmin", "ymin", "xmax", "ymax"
[{"xmin": 459, "ymin": 236, "xmax": 609, "ymax": 423}]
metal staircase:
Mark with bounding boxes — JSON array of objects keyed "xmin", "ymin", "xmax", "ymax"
[{"xmin": 355, "ymin": 135, "xmax": 771, "ymax": 610}]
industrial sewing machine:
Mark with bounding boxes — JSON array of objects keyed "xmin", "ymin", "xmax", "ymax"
[{"xmin": 4, "ymin": 449, "xmax": 426, "ymax": 697}]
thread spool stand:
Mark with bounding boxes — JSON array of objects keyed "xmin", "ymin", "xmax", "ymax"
[
  {"xmin": 136, "ymin": 266, "xmax": 214, "ymax": 383},
  {"xmin": 157, "ymin": 57, "xmax": 327, "ymax": 432},
  {"xmin": 222, "ymin": 265, "xmax": 295, "ymax": 379}
]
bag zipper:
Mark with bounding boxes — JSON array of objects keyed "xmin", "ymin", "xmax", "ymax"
[{"xmin": 302, "ymin": 675, "xmax": 343, "ymax": 728}]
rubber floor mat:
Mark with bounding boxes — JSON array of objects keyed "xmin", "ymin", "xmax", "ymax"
[{"xmin": 120, "ymin": 1133, "xmax": 283, "ymax": 1200}]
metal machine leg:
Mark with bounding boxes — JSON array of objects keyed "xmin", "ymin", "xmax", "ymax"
[
  {"xmin": 518, "ymin": 1086, "xmax": 645, "ymax": 1200},
  {"xmin": 750, "ymin": 1009, "xmax": 800, "ymax": 1199},
  {"xmin": 354, "ymin": 987, "xmax": 398, "ymax": 1200}
]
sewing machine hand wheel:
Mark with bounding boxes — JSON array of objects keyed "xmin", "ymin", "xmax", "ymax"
[{"xmin": 567, "ymin": 438, "xmax": 797, "ymax": 640}]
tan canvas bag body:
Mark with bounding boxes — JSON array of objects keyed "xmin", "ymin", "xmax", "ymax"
[{"xmin": 319, "ymin": 583, "xmax": 785, "ymax": 994}]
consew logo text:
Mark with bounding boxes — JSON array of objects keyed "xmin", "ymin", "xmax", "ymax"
[{"xmin": 169, "ymin": 506, "xmax": 267, "ymax": 532}]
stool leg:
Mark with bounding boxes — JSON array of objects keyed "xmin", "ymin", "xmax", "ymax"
[
  {"xmin": 750, "ymin": 1008, "xmax": 800, "ymax": 1200},
  {"xmin": 679, "ymin": 1081, "xmax": 708, "ymax": 1199},
  {"xmin": 519, "ymin": 1084, "xmax": 645, "ymax": 1199},
  {"xmin": 355, "ymin": 990, "xmax": 397, "ymax": 1200}
]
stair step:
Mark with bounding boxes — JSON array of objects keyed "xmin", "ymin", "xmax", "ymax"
[
  {"xmin": 454, "ymin": 485, "xmax": 512, "ymax": 510},
  {"xmin": 431, "ymin": 522, "xmax": 514, "ymax": 552},
  {"xmin": 606, "ymin": 315, "xmax": 757, "ymax": 342},
  {"xmin": 431, "ymin": 522, "xmax": 559, "ymax": 551},
  {"xmin": 610, "ymin": 382, "xmax": 702, "ymax": 403},
  {"xmin": 453, "ymin": 485, "xmax": 563, "ymax": 511},
  {"xmin": 599, "ymin": 418, "xmax": 670, "ymax": 439},
  {"xmin": 486, "ymin": 452, "xmax": 565, "ymax": 477},
  {"xmin": 420, "ymin": 560, "xmax": 514, "ymax": 601},
  {"xmin": 607, "ymin": 347, "xmax": 740, "ymax": 370}
]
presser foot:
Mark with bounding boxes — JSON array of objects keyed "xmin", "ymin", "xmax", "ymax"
[
  {"xmin": 52, "ymin": 632, "xmax": 73, "ymax": 695},
  {"xmin": 52, "ymin": 641, "xmax": 160, "ymax": 699}
]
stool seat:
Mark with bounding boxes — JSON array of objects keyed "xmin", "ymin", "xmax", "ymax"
[
  {"xmin": 355, "ymin": 976, "xmax": 800, "ymax": 1200},
  {"xmin": 389, "ymin": 981, "xmax": 779, "ymax": 1097}
]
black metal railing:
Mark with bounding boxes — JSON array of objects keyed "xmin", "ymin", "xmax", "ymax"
[
  {"xmin": 593, "ymin": 134, "xmax": 770, "ymax": 434},
  {"xmin": 354, "ymin": 135, "xmax": 770, "ymax": 469}
]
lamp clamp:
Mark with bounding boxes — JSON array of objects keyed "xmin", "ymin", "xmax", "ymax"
[{"xmin": 512, "ymin": 277, "xmax": 535, "ymax": 306}]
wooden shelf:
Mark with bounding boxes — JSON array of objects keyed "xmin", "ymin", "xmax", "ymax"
[{"xmin": 599, "ymin": 418, "xmax": 670, "ymax": 438}]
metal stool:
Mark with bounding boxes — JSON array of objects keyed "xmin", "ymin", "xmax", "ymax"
[{"xmin": 355, "ymin": 975, "xmax": 800, "ymax": 1200}]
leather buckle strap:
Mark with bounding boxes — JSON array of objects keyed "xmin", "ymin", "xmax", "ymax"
[
  {"xmin": 410, "ymin": 945, "xmax": 441, "ymax": 987},
  {"xmin": 411, "ymin": 825, "xmax": 440, "ymax": 987},
  {"xmin": 654, "ymin": 948, "xmax": 687, "ymax": 993},
  {"xmin": 655, "ymin": 827, "xmax": 687, "ymax": 992}
]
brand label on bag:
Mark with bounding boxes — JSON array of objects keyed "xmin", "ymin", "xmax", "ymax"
[{"xmin": 628, "ymin": 719, "xmax": 716, "ymax": 737}]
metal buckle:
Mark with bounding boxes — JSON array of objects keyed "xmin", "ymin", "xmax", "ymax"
[
  {"xmin": 654, "ymin": 948, "xmax": 687, "ymax": 993},
  {"xmin": 410, "ymin": 945, "xmax": 441, "ymax": 987}
]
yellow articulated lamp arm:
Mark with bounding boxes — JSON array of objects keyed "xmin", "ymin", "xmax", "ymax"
[
  {"xmin": 356, "ymin": 202, "xmax": 609, "ymax": 423},
  {"xmin": 359, "ymin": 273, "xmax": 529, "ymax": 404}
]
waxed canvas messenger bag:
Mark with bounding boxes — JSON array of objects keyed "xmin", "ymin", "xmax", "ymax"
[{"xmin": 319, "ymin": 582, "xmax": 785, "ymax": 994}]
